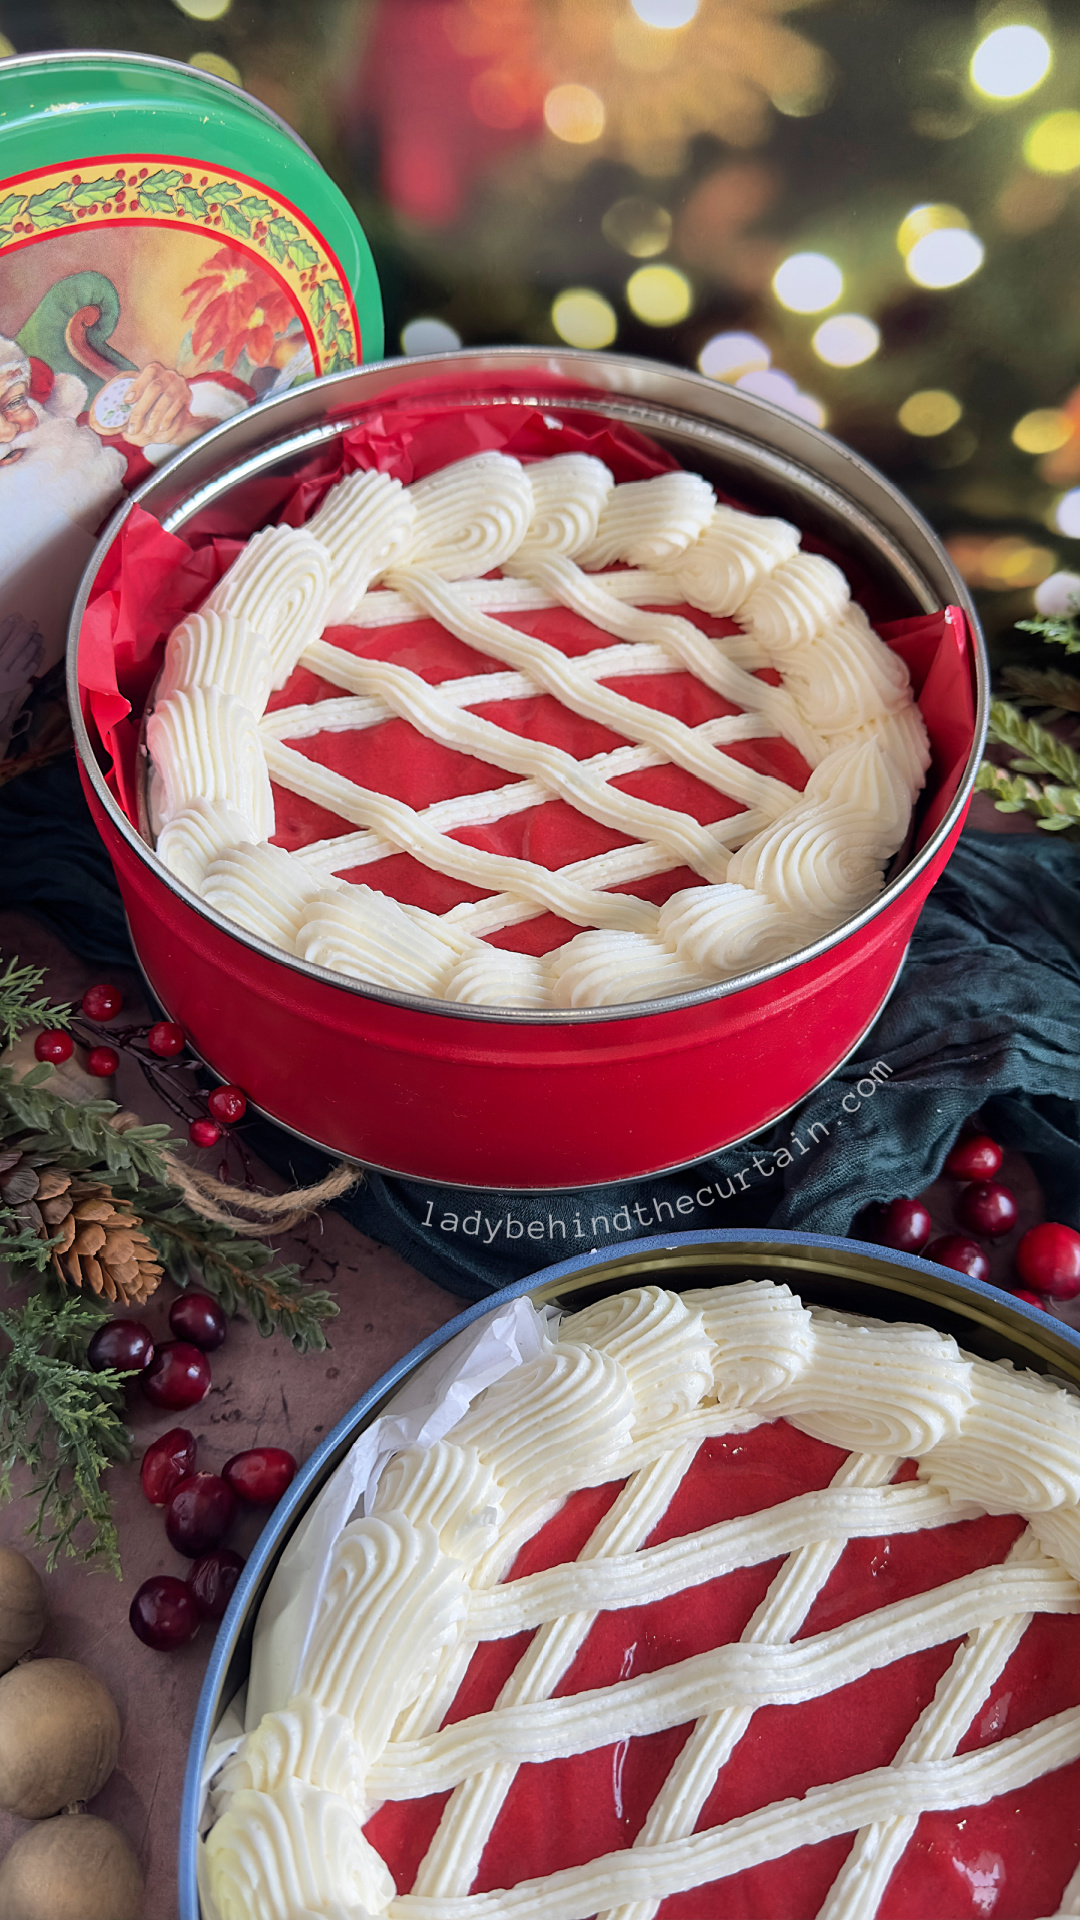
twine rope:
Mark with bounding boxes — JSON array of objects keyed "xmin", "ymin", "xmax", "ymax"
[{"xmin": 112, "ymin": 1110, "xmax": 358, "ymax": 1234}]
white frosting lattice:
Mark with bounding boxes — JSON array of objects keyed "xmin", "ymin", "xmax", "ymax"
[
  {"xmin": 202, "ymin": 1282, "xmax": 1080, "ymax": 1920},
  {"xmin": 148, "ymin": 450, "xmax": 932, "ymax": 1009}
]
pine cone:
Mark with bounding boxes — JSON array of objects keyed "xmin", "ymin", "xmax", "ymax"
[
  {"xmin": 53, "ymin": 1182, "xmax": 163, "ymax": 1308},
  {"xmin": 0, "ymin": 1143, "xmax": 72, "ymax": 1238}
]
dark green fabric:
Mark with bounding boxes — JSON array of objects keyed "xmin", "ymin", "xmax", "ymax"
[{"xmin": 4, "ymin": 757, "xmax": 1078, "ymax": 1302}]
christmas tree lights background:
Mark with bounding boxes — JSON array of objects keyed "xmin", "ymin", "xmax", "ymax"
[{"xmin": 1, "ymin": 0, "xmax": 1079, "ymax": 664}]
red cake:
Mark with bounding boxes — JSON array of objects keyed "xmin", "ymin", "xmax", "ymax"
[{"xmin": 202, "ymin": 1282, "xmax": 1080, "ymax": 1920}]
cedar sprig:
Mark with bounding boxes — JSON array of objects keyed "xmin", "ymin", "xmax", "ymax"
[
  {"xmin": 1016, "ymin": 606, "xmax": 1080, "ymax": 655},
  {"xmin": 0, "ymin": 955, "xmax": 71, "ymax": 1050},
  {"xmin": 974, "ymin": 760, "xmax": 1080, "ymax": 830},
  {"xmin": 138, "ymin": 1187, "xmax": 338, "ymax": 1353},
  {"xmin": 1001, "ymin": 663, "xmax": 1080, "ymax": 717},
  {"xmin": 986, "ymin": 698, "xmax": 1080, "ymax": 788},
  {"xmin": 0, "ymin": 1292, "xmax": 129, "ymax": 1572},
  {"xmin": 0, "ymin": 1067, "xmax": 171, "ymax": 1182}
]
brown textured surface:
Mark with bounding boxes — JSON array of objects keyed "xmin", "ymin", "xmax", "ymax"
[
  {"xmin": 0, "ymin": 909, "xmax": 458, "ymax": 1920},
  {"xmin": 1, "ymin": 865, "xmax": 1079, "ymax": 1919}
]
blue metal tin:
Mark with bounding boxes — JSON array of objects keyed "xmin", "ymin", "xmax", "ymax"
[{"xmin": 178, "ymin": 1229, "xmax": 1080, "ymax": 1917}]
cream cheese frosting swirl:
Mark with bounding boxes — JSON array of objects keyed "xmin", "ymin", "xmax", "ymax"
[
  {"xmin": 203, "ymin": 525, "xmax": 333, "ymax": 689},
  {"xmin": 147, "ymin": 687, "xmax": 274, "ymax": 839}
]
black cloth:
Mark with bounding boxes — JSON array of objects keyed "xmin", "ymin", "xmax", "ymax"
[{"xmin": 5, "ymin": 755, "xmax": 1079, "ymax": 1301}]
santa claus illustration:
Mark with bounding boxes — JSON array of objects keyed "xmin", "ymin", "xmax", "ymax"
[{"xmin": 0, "ymin": 280, "xmax": 256, "ymax": 745}]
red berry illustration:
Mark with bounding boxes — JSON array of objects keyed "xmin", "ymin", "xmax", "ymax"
[
  {"xmin": 189, "ymin": 1118, "xmax": 222, "ymax": 1150},
  {"xmin": 86, "ymin": 1045, "xmax": 120, "ymax": 1077}
]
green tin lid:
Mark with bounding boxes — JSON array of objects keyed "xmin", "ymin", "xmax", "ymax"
[{"xmin": 0, "ymin": 50, "xmax": 382, "ymax": 716}]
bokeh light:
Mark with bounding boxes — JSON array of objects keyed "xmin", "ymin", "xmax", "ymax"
[
  {"xmin": 949, "ymin": 533, "xmax": 1056, "ymax": 588},
  {"xmin": 189, "ymin": 51, "xmax": 241, "ymax": 83},
  {"xmin": 1012, "ymin": 409, "xmax": 1072, "ymax": 455},
  {"xmin": 771, "ymin": 251, "xmax": 843, "ymax": 314},
  {"xmin": 1034, "ymin": 569, "xmax": 1080, "ymax": 614},
  {"xmin": 970, "ymin": 24, "xmax": 1051, "ymax": 101},
  {"xmin": 400, "ymin": 318, "xmax": 462, "ymax": 356},
  {"xmin": 898, "ymin": 390, "xmax": 963, "ymax": 436},
  {"xmin": 811, "ymin": 314, "xmax": 880, "ymax": 367},
  {"xmin": 626, "ymin": 264, "xmax": 693, "ymax": 325},
  {"xmin": 630, "ymin": 0, "xmax": 699, "ymax": 25},
  {"xmin": 896, "ymin": 203, "xmax": 969, "ymax": 257},
  {"xmin": 698, "ymin": 332, "xmax": 770, "ymax": 381},
  {"xmin": 1023, "ymin": 111, "xmax": 1080, "ymax": 174},
  {"xmin": 174, "ymin": 0, "xmax": 232, "ymax": 17},
  {"xmin": 904, "ymin": 228, "xmax": 984, "ymax": 289},
  {"xmin": 1053, "ymin": 490, "xmax": 1080, "ymax": 538},
  {"xmin": 736, "ymin": 369, "xmax": 826, "ymax": 427},
  {"xmin": 543, "ymin": 84, "xmax": 605, "ymax": 144},
  {"xmin": 551, "ymin": 288, "xmax": 618, "ymax": 349},
  {"xmin": 602, "ymin": 197, "xmax": 672, "ymax": 258}
]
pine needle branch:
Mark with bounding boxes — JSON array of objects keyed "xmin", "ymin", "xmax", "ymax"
[
  {"xmin": 974, "ymin": 759, "xmax": 1080, "ymax": 831},
  {"xmin": 0, "ymin": 956, "xmax": 71, "ymax": 1050},
  {"xmin": 0, "ymin": 1069, "xmax": 171, "ymax": 1183},
  {"xmin": 986, "ymin": 699, "xmax": 1080, "ymax": 787},
  {"xmin": 1000, "ymin": 664, "xmax": 1080, "ymax": 715},
  {"xmin": 1016, "ymin": 608, "xmax": 1080, "ymax": 655},
  {"xmin": 0, "ymin": 1292, "xmax": 129, "ymax": 1571},
  {"xmin": 138, "ymin": 1189, "xmax": 338, "ymax": 1353}
]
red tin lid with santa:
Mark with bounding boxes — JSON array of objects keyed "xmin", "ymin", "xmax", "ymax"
[{"xmin": 0, "ymin": 49, "xmax": 383, "ymax": 750}]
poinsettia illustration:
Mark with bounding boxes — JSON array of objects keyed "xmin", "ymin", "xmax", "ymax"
[{"xmin": 182, "ymin": 247, "xmax": 296, "ymax": 373}]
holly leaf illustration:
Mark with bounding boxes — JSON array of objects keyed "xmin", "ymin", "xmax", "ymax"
[
  {"xmin": 26, "ymin": 183, "xmax": 74, "ymax": 215},
  {"xmin": 0, "ymin": 195, "xmax": 26, "ymax": 224},
  {"xmin": 27, "ymin": 207, "xmax": 76, "ymax": 231},
  {"xmin": 312, "ymin": 284, "xmax": 333, "ymax": 325},
  {"xmin": 141, "ymin": 169, "xmax": 184, "ymax": 193},
  {"xmin": 240, "ymin": 195, "xmax": 275, "ymax": 221},
  {"xmin": 208, "ymin": 181, "xmax": 243, "ymax": 204},
  {"xmin": 219, "ymin": 203, "xmax": 250, "ymax": 241},
  {"xmin": 320, "ymin": 310, "xmax": 341, "ymax": 352},
  {"xmin": 288, "ymin": 238, "xmax": 319, "ymax": 271},
  {"xmin": 177, "ymin": 188, "xmax": 209, "ymax": 219},
  {"xmin": 323, "ymin": 277, "xmax": 345, "ymax": 302},
  {"xmin": 69, "ymin": 177, "xmax": 123, "ymax": 207},
  {"xmin": 138, "ymin": 185, "xmax": 179, "ymax": 216},
  {"xmin": 264, "ymin": 216, "xmax": 299, "ymax": 264}
]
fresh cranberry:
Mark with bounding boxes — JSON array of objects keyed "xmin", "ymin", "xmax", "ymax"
[
  {"xmin": 957, "ymin": 1181, "xmax": 1018, "ymax": 1239},
  {"xmin": 81, "ymin": 983, "xmax": 123, "ymax": 1021},
  {"xmin": 1015, "ymin": 1222, "xmax": 1080, "ymax": 1300},
  {"xmin": 169, "ymin": 1291, "xmax": 228, "ymax": 1350},
  {"xmin": 34, "ymin": 1030, "xmax": 72, "ymax": 1064},
  {"xmin": 944, "ymin": 1132, "xmax": 1003, "ymax": 1181},
  {"xmin": 147, "ymin": 1020, "xmax": 185, "ymax": 1058},
  {"xmin": 223, "ymin": 1447, "xmax": 298, "ymax": 1506},
  {"xmin": 140, "ymin": 1428, "xmax": 197, "ymax": 1506},
  {"xmin": 923, "ymin": 1236, "xmax": 991, "ymax": 1284},
  {"xmin": 86, "ymin": 1045, "xmax": 120, "ymax": 1077},
  {"xmin": 1010, "ymin": 1289, "xmax": 1049, "ymax": 1311},
  {"xmin": 129, "ymin": 1575, "xmax": 200, "ymax": 1650},
  {"xmin": 188, "ymin": 1117, "xmax": 222, "ymax": 1150},
  {"xmin": 879, "ymin": 1197, "xmax": 932, "ymax": 1254},
  {"xmin": 141, "ymin": 1341, "xmax": 211, "ymax": 1410},
  {"xmin": 165, "ymin": 1472, "xmax": 236, "ymax": 1557},
  {"xmin": 207, "ymin": 1085, "xmax": 247, "ymax": 1125},
  {"xmin": 86, "ymin": 1319, "xmax": 154, "ymax": 1374},
  {"xmin": 188, "ymin": 1548, "xmax": 245, "ymax": 1620}
]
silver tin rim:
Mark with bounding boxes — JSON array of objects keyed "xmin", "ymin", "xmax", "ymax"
[
  {"xmin": 176, "ymin": 1227, "xmax": 1080, "ymax": 1920},
  {"xmin": 67, "ymin": 347, "xmax": 990, "ymax": 1029},
  {"xmin": 0, "ymin": 46, "xmax": 319, "ymax": 162}
]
